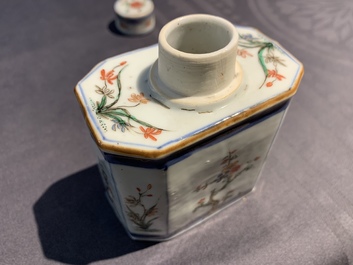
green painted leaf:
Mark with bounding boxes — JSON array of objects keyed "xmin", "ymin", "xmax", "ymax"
[
  {"xmin": 104, "ymin": 110, "xmax": 164, "ymax": 130},
  {"xmin": 97, "ymin": 95, "xmax": 107, "ymax": 110},
  {"xmin": 146, "ymin": 217, "xmax": 158, "ymax": 226},
  {"xmin": 102, "ymin": 65, "xmax": 128, "ymax": 111}
]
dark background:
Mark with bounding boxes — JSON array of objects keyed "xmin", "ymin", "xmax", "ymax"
[{"xmin": 1, "ymin": 0, "xmax": 353, "ymax": 264}]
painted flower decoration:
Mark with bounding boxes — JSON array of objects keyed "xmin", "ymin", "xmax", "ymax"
[
  {"xmin": 146, "ymin": 206, "xmax": 158, "ymax": 217},
  {"xmin": 128, "ymin": 92, "xmax": 149, "ymax": 104},
  {"xmin": 266, "ymin": 69, "xmax": 286, "ymax": 87},
  {"xmin": 130, "ymin": 1, "xmax": 143, "ymax": 9},
  {"xmin": 221, "ymin": 150, "xmax": 237, "ymax": 165},
  {"xmin": 140, "ymin": 126, "xmax": 162, "ymax": 141},
  {"xmin": 93, "ymin": 61, "xmax": 167, "ymax": 138},
  {"xmin": 198, "ymin": 198, "xmax": 206, "ymax": 205},
  {"xmin": 268, "ymin": 69, "xmax": 285, "ymax": 80},
  {"xmin": 195, "ymin": 184, "xmax": 208, "ymax": 192},
  {"xmin": 95, "ymin": 85, "xmax": 115, "ymax": 98},
  {"xmin": 237, "ymin": 49, "xmax": 253, "ymax": 58},
  {"xmin": 125, "ymin": 183, "xmax": 159, "ymax": 230},
  {"xmin": 240, "ymin": 33, "xmax": 255, "ymax": 40},
  {"xmin": 125, "ymin": 195, "xmax": 139, "ymax": 207},
  {"xmin": 230, "ymin": 161, "xmax": 241, "ymax": 173},
  {"xmin": 193, "ymin": 149, "xmax": 261, "ymax": 214},
  {"xmin": 111, "ymin": 119, "xmax": 128, "ymax": 132},
  {"xmin": 100, "ymin": 69, "xmax": 117, "ymax": 85},
  {"xmin": 265, "ymin": 54, "xmax": 286, "ymax": 66},
  {"xmin": 222, "ymin": 160, "xmax": 241, "ymax": 174}
]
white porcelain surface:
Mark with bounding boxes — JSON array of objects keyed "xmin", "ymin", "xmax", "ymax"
[
  {"xmin": 167, "ymin": 109, "xmax": 285, "ymax": 233},
  {"xmin": 152, "ymin": 14, "xmax": 240, "ymax": 111},
  {"xmin": 114, "ymin": 0, "xmax": 154, "ymax": 18},
  {"xmin": 75, "ymin": 15, "xmax": 303, "ymax": 241},
  {"xmin": 75, "ymin": 26, "xmax": 302, "ymax": 158},
  {"xmin": 94, "ymin": 104, "xmax": 287, "ymax": 240},
  {"xmin": 158, "ymin": 14, "xmax": 238, "ymax": 100}
]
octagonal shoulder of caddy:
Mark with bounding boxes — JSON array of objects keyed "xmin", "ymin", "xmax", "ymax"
[{"xmin": 74, "ymin": 15, "xmax": 303, "ymax": 241}]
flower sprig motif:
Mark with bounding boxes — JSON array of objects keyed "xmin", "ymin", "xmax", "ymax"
[
  {"xmin": 130, "ymin": 1, "xmax": 144, "ymax": 9},
  {"xmin": 125, "ymin": 183, "xmax": 160, "ymax": 231},
  {"xmin": 238, "ymin": 33, "xmax": 287, "ymax": 89},
  {"xmin": 128, "ymin": 92, "xmax": 149, "ymax": 104},
  {"xmin": 100, "ymin": 69, "xmax": 118, "ymax": 85},
  {"xmin": 92, "ymin": 61, "xmax": 166, "ymax": 141},
  {"xmin": 95, "ymin": 85, "xmax": 115, "ymax": 99},
  {"xmin": 193, "ymin": 149, "xmax": 261, "ymax": 214},
  {"xmin": 124, "ymin": 0, "xmax": 145, "ymax": 12},
  {"xmin": 237, "ymin": 49, "xmax": 253, "ymax": 58},
  {"xmin": 266, "ymin": 69, "xmax": 286, "ymax": 87},
  {"xmin": 140, "ymin": 126, "xmax": 162, "ymax": 141}
]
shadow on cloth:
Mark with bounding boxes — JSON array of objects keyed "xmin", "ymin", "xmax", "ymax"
[
  {"xmin": 33, "ymin": 165, "xmax": 157, "ymax": 265},
  {"xmin": 108, "ymin": 20, "xmax": 125, "ymax": 36}
]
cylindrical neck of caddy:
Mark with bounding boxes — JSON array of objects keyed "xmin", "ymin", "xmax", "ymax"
[{"xmin": 158, "ymin": 14, "xmax": 239, "ymax": 97}]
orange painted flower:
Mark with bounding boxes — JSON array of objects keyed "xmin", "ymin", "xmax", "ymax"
[
  {"xmin": 146, "ymin": 205, "xmax": 158, "ymax": 216},
  {"xmin": 119, "ymin": 61, "xmax": 127, "ymax": 66},
  {"xmin": 198, "ymin": 198, "xmax": 206, "ymax": 204},
  {"xmin": 230, "ymin": 161, "xmax": 241, "ymax": 173},
  {"xmin": 128, "ymin": 92, "xmax": 148, "ymax": 104},
  {"xmin": 100, "ymin": 69, "xmax": 117, "ymax": 85},
  {"xmin": 130, "ymin": 1, "xmax": 143, "ymax": 8},
  {"xmin": 267, "ymin": 69, "xmax": 285, "ymax": 81},
  {"xmin": 237, "ymin": 49, "xmax": 253, "ymax": 58},
  {"xmin": 266, "ymin": 82, "xmax": 273, "ymax": 87},
  {"xmin": 140, "ymin": 126, "xmax": 162, "ymax": 141}
]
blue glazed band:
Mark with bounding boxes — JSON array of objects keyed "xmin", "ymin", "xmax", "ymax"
[{"xmin": 102, "ymin": 100, "xmax": 290, "ymax": 169}]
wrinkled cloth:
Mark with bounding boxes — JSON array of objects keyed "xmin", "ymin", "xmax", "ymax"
[{"xmin": 1, "ymin": 0, "xmax": 353, "ymax": 264}]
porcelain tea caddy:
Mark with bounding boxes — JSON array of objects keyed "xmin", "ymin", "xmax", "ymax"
[{"xmin": 75, "ymin": 14, "xmax": 303, "ymax": 241}]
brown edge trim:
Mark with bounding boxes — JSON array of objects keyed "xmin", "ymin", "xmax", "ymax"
[{"xmin": 74, "ymin": 64, "xmax": 304, "ymax": 160}]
